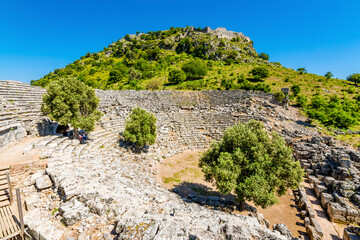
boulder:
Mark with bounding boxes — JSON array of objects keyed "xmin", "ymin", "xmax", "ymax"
[
  {"xmin": 25, "ymin": 194, "xmax": 41, "ymax": 211},
  {"xmin": 272, "ymin": 223, "xmax": 292, "ymax": 237},
  {"xmin": 35, "ymin": 175, "xmax": 52, "ymax": 190},
  {"xmin": 59, "ymin": 198, "xmax": 89, "ymax": 226}
]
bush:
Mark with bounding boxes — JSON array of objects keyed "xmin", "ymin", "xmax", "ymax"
[
  {"xmin": 274, "ymin": 91, "xmax": 285, "ymax": 102},
  {"xmin": 123, "ymin": 107, "xmax": 157, "ymax": 148},
  {"xmin": 324, "ymin": 71, "xmax": 333, "ymax": 79},
  {"xmin": 199, "ymin": 120, "xmax": 303, "ymax": 209},
  {"xmin": 249, "ymin": 67, "xmax": 270, "ymax": 81},
  {"xmin": 259, "ymin": 52, "xmax": 269, "ymax": 61},
  {"xmin": 291, "ymin": 84, "xmax": 300, "ymax": 96},
  {"xmin": 168, "ymin": 69, "xmax": 186, "ymax": 84},
  {"xmin": 181, "ymin": 60, "xmax": 208, "ymax": 80},
  {"xmin": 296, "ymin": 95, "xmax": 308, "ymax": 107}
]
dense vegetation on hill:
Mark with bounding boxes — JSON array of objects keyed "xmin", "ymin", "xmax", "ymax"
[{"xmin": 31, "ymin": 26, "xmax": 360, "ymax": 140}]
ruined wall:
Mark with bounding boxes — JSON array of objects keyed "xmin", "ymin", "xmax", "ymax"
[{"xmin": 96, "ymin": 89, "xmax": 272, "ymax": 150}]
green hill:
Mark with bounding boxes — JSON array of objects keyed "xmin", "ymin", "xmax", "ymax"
[{"xmin": 31, "ymin": 26, "xmax": 360, "ymax": 142}]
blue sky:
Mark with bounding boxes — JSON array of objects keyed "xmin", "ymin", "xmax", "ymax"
[{"xmin": 1, "ymin": 0, "xmax": 359, "ymax": 83}]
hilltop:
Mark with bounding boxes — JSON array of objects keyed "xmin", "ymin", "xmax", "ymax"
[{"xmin": 31, "ymin": 26, "xmax": 360, "ymax": 143}]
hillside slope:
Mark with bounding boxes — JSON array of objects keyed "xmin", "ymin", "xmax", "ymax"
[{"xmin": 31, "ymin": 26, "xmax": 360, "ymax": 139}]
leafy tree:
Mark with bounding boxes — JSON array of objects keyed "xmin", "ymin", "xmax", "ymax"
[
  {"xmin": 297, "ymin": 68, "xmax": 307, "ymax": 74},
  {"xmin": 291, "ymin": 84, "xmax": 300, "ymax": 96},
  {"xmin": 181, "ymin": 60, "xmax": 208, "ymax": 80},
  {"xmin": 199, "ymin": 120, "xmax": 303, "ymax": 209},
  {"xmin": 347, "ymin": 73, "xmax": 360, "ymax": 86},
  {"xmin": 324, "ymin": 72, "xmax": 333, "ymax": 79},
  {"xmin": 249, "ymin": 67, "xmax": 270, "ymax": 81},
  {"xmin": 259, "ymin": 52, "xmax": 269, "ymax": 61},
  {"xmin": 168, "ymin": 69, "xmax": 186, "ymax": 84},
  {"xmin": 123, "ymin": 107, "xmax": 157, "ymax": 148},
  {"xmin": 41, "ymin": 78, "xmax": 102, "ymax": 134}
]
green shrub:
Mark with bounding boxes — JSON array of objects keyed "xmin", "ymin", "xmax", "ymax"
[
  {"xmin": 296, "ymin": 95, "xmax": 308, "ymax": 107},
  {"xmin": 274, "ymin": 91, "xmax": 285, "ymax": 102},
  {"xmin": 291, "ymin": 84, "xmax": 300, "ymax": 96},
  {"xmin": 168, "ymin": 69, "xmax": 186, "ymax": 84},
  {"xmin": 181, "ymin": 60, "xmax": 208, "ymax": 80},
  {"xmin": 259, "ymin": 52, "xmax": 269, "ymax": 61},
  {"xmin": 249, "ymin": 67, "xmax": 270, "ymax": 80}
]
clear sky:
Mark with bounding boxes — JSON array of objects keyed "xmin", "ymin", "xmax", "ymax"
[{"xmin": 1, "ymin": 0, "xmax": 359, "ymax": 83}]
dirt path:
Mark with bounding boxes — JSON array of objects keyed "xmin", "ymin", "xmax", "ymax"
[
  {"xmin": 0, "ymin": 137, "xmax": 42, "ymax": 168},
  {"xmin": 156, "ymin": 149, "xmax": 307, "ymax": 238},
  {"xmin": 302, "ymin": 181, "xmax": 344, "ymax": 240}
]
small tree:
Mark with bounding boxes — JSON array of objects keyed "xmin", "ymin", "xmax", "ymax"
[
  {"xmin": 297, "ymin": 67, "xmax": 307, "ymax": 74},
  {"xmin": 324, "ymin": 71, "xmax": 333, "ymax": 79},
  {"xmin": 168, "ymin": 69, "xmax": 186, "ymax": 84},
  {"xmin": 347, "ymin": 73, "xmax": 360, "ymax": 86},
  {"xmin": 259, "ymin": 52, "xmax": 269, "ymax": 61},
  {"xmin": 181, "ymin": 60, "xmax": 208, "ymax": 80},
  {"xmin": 42, "ymin": 78, "xmax": 102, "ymax": 135},
  {"xmin": 123, "ymin": 107, "xmax": 157, "ymax": 148},
  {"xmin": 199, "ymin": 120, "xmax": 303, "ymax": 209},
  {"xmin": 249, "ymin": 67, "xmax": 270, "ymax": 81}
]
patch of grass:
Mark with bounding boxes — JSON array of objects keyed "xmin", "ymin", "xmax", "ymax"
[
  {"xmin": 162, "ymin": 176, "xmax": 181, "ymax": 184},
  {"xmin": 99, "ymin": 145, "xmax": 105, "ymax": 149},
  {"xmin": 51, "ymin": 208, "xmax": 59, "ymax": 216}
]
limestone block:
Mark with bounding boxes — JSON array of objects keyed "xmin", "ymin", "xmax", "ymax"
[
  {"xmin": 272, "ymin": 224, "xmax": 292, "ymax": 237},
  {"xmin": 320, "ymin": 192, "xmax": 334, "ymax": 208},
  {"xmin": 304, "ymin": 217, "xmax": 310, "ymax": 228},
  {"xmin": 323, "ymin": 176, "xmax": 335, "ymax": 187},
  {"xmin": 306, "ymin": 225, "xmax": 322, "ymax": 240},
  {"xmin": 314, "ymin": 183, "xmax": 328, "ymax": 198},
  {"xmin": 59, "ymin": 198, "xmax": 89, "ymax": 226},
  {"xmin": 309, "ymin": 217, "xmax": 323, "ymax": 238},
  {"xmin": 24, "ymin": 208, "xmax": 64, "ymax": 240},
  {"xmin": 35, "ymin": 175, "xmax": 52, "ymax": 190},
  {"xmin": 29, "ymin": 170, "xmax": 45, "ymax": 186},
  {"xmin": 25, "ymin": 194, "xmax": 40, "ymax": 211},
  {"xmin": 327, "ymin": 202, "xmax": 347, "ymax": 223}
]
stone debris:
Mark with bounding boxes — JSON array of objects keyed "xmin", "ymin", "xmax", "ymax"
[
  {"xmin": 59, "ymin": 198, "xmax": 90, "ymax": 226},
  {"xmin": 35, "ymin": 175, "xmax": 53, "ymax": 190}
]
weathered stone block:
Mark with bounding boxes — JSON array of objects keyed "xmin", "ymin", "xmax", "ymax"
[
  {"xmin": 59, "ymin": 198, "xmax": 89, "ymax": 226},
  {"xmin": 320, "ymin": 192, "xmax": 333, "ymax": 209},
  {"xmin": 327, "ymin": 202, "xmax": 347, "ymax": 223},
  {"xmin": 306, "ymin": 225, "xmax": 322, "ymax": 240},
  {"xmin": 314, "ymin": 183, "xmax": 328, "ymax": 198},
  {"xmin": 35, "ymin": 175, "xmax": 52, "ymax": 190}
]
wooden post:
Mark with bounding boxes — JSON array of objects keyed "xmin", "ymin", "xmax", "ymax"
[
  {"xmin": 6, "ymin": 172, "xmax": 13, "ymax": 205},
  {"xmin": 16, "ymin": 188, "xmax": 24, "ymax": 239}
]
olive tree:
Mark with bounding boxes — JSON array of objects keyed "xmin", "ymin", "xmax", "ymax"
[
  {"xmin": 199, "ymin": 120, "xmax": 303, "ymax": 209},
  {"xmin": 42, "ymin": 77, "xmax": 102, "ymax": 135},
  {"xmin": 123, "ymin": 107, "xmax": 157, "ymax": 148}
]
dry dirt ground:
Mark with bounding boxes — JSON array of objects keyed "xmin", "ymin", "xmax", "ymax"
[{"xmin": 155, "ymin": 149, "xmax": 345, "ymax": 240}]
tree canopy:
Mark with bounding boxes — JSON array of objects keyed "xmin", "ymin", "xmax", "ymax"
[
  {"xmin": 41, "ymin": 78, "xmax": 102, "ymax": 133},
  {"xmin": 199, "ymin": 120, "xmax": 303, "ymax": 209},
  {"xmin": 347, "ymin": 73, "xmax": 360, "ymax": 86},
  {"xmin": 181, "ymin": 60, "xmax": 208, "ymax": 80},
  {"xmin": 123, "ymin": 107, "xmax": 157, "ymax": 148}
]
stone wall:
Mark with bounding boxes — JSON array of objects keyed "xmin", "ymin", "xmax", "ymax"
[{"xmin": 96, "ymin": 89, "xmax": 272, "ymax": 150}]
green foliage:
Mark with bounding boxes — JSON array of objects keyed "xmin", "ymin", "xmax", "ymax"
[
  {"xmin": 181, "ymin": 60, "xmax": 208, "ymax": 80},
  {"xmin": 324, "ymin": 71, "xmax": 333, "ymax": 79},
  {"xmin": 168, "ymin": 69, "xmax": 186, "ymax": 84},
  {"xmin": 296, "ymin": 95, "xmax": 308, "ymax": 107},
  {"xmin": 41, "ymin": 78, "xmax": 102, "ymax": 132},
  {"xmin": 297, "ymin": 68, "xmax": 307, "ymax": 74},
  {"xmin": 249, "ymin": 67, "xmax": 270, "ymax": 80},
  {"xmin": 259, "ymin": 52, "xmax": 269, "ymax": 61},
  {"xmin": 274, "ymin": 91, "xmax": 285, "ymax": 102},
  {"xmin": 199, "ymin": 120, "xmax": 303, "ymax": 208},
  {"xmin": 291, "ymin": 84, "xmax": 300, "ymax": 96},
  {"xmin": 305, "ymin": 95, "xmax": 359, "ymax": 128},
  {"xmin": 347, "ymin": 73, "xmax": 360, "ymax": 85},
  {"xmin": 123, "ymin": 107, "xmax": 157, "ymax": 147}
]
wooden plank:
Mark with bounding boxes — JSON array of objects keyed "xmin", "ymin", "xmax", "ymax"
[
  {"xmin": 0, "ymin": 201, "xmax": 10, "ymax": 208},
  {"xmin": 0, "ymin": 184, "xmax": 9, "ymax": 191},
  {"xmin": 3, "ymin": 207, "xmax": 14, "ymax": 234},
  {"xmin": 0, "ymin": 211, "xmax": 4, "ymax": 238},
  {"xmin": 4, "ymin": 206, "xmax": 16, "ymax": 233},
  {"xmin": 0, "ymin": 179, "xmax": 8, "ymax": 186},
  {"xmin": 6, "ymin": 173, "xmax": 12, "ymax": 205},
  {"xmin": 1, "ymin": 230, "xmax": 21, "ymax": 240},
  {"xmin": 6, "ymin": 206, "xmax": 19, "ymax": 231},
  {"xmin": 0, "ymin": 194, "xmax": 9, "ymax": 202},
  {"xmin": 16, "ymin": 188, "xmax": 24, "ymax": 239},
  {"xmin": 0, "ymin": 208, "xmax": 10, "ymax": 236},
  {"xmin": 0, "ymin": 169, "xmax": 9, "ymax": 176},
  {"xmin": 1, "ymin": 207, "xmax": 13, "ymax": 235}
]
